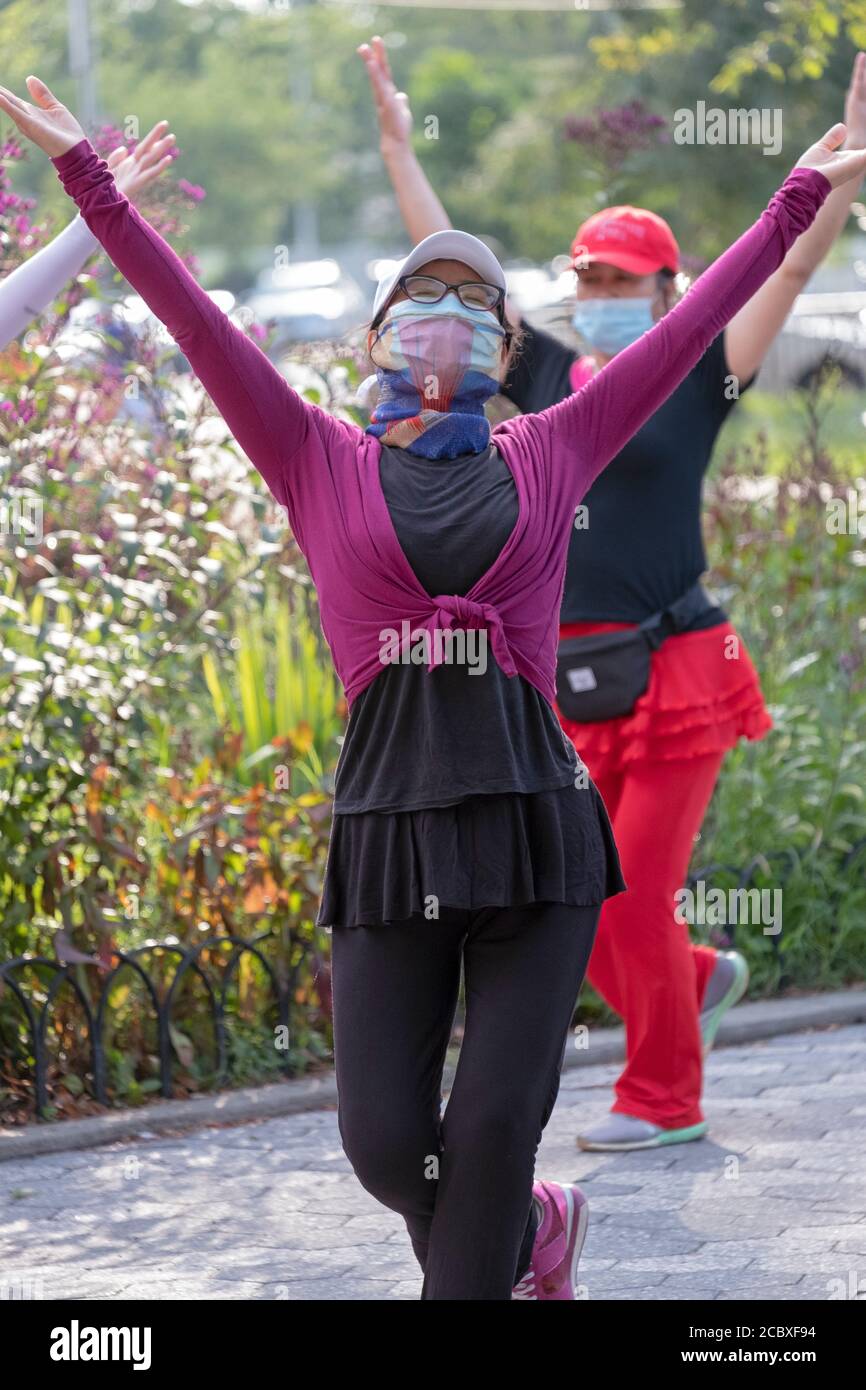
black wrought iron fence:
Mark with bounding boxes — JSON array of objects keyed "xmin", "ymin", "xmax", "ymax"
[{"xmin": 0, "ymin": 930, "xmax": 305, "ymax": 1120}]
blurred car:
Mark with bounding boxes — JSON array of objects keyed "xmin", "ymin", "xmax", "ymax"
[
  {"xmin": 754, "ymin": 290, "xmax": 866, "ymax": 392},
  {"xmin": 503, "ymin": 258, "xmax": 574, "ymax": 313},
  {"xmin": 242, "ymin": 258, "xmax": 366, "ymax": 347},
  {"xmin": 50, "ymin": 288, "xmax": 240, "ymax": 427},
  {"xmin": 52, "ymin": 288, "xmax": 238, "ymax": 371}
]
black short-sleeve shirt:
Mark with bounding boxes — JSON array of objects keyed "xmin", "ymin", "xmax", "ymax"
[{"xmin": 503, "ymin": 321, "xmax": 752, "ymax": 624}]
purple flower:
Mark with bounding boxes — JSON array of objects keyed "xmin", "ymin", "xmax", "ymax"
[
  {"xmin": 0, "ymin": 398, "xmax": 35, "ymax": 423},
  {"xmin": 93, "ymin": 124, "xmax": 131, "ymax": 156},
  {"xmin": 177, "ymin": 179, "xmax": 206, "ymax": 203},
  {"xmin": 563, "ymin": 100, "xmax": 668, "ymax": 170}
]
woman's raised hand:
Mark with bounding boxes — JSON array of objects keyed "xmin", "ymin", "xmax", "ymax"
[
  {"xmin": 358, "ymin": 36, "xmax": 413, "ymax": 155},
  {"xmin": 0, "ymin": 82, "xmax": 176, "ymax": 204},
  {"xmin": 842, "ymin": 50, "xmax": 866, "ymax": 148},
  {"xmin": 0, "ymin": 76, "xmax": 86, "ymax": 157},
  {"xmin": 795, "ymin": 120, "xmax": 866, "ymax": 190},
  {"xmin": 105, "ymin": 121, "xmax": 176, "ymax": 205}
]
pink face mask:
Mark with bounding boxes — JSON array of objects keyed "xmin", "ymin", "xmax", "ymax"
[{"xmin": 369, "ymin": 296, "xmax": 506, "ymax": 406}]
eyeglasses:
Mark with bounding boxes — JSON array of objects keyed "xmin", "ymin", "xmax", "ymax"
[{"xmin": 397, "ymin": 274, "xmax": 504, "ymax": 313}]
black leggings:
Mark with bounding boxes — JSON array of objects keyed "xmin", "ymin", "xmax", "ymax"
[{"xmin": 330, "ymin": 900, "xmax": 601, "ymax": 1300}]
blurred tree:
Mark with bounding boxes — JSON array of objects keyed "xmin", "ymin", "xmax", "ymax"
[
  {"xmin": 0, "ymin": 0, "xmax": 860, "ymax": 277},
  {"xmin": 590, "ymin": 0, "xmax": 866, "ymax": 92}
]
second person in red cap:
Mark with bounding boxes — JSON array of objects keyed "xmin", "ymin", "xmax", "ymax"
[{"xmin": 360, "ymin": 37, "xmax": 866, "ymax": 1150}]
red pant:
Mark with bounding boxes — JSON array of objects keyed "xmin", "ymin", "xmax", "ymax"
[{"xmin": 586, "ymin": 752, "xmax": 725, "ymax": 1129}]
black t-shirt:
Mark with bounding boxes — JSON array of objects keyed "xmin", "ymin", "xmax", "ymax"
[
  {"xmin": 333, "ymin": 442, "xmax": 579, "ymax": 814},
  {"xmin": 503, "ymin": 322, "xmax": 751, "ymax": 625}
]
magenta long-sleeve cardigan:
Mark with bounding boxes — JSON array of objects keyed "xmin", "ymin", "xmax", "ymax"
[{"xmin": 52, "ymin": 140, "xmax": 829, "ymax": 707}]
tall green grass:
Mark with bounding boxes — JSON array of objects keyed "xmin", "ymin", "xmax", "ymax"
[{"xmin": 202, "ymin": 599, "xmax": 343, "ymax": 790}]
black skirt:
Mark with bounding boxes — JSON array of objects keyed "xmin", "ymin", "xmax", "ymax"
[{"xmin": 317, "ymin": 780, "xmax": 626, "ymax": 930}]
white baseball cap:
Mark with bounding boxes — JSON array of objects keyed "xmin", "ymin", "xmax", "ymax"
[{"xmin": 371, "ymin": 229, "xmax": 507, "ymax": 320}]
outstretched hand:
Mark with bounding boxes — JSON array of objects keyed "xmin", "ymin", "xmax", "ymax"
[
  {"xmin": 106, "ymin": 121, "xmax": 176, "ymax": 205},
  {"xmin": 358, "ymin": 36, "xmax": 413, "ymax": 155},
  {"xmin": 0, "ymin": 76, "xmax": 86, "ymax": 157},
  {"xmin": 0, "ymin": 80, "xmax": 177, "ymax": 205},
  {"xmin": 796, "ymin": 120, "xmax": 866, "ymax": 190}
]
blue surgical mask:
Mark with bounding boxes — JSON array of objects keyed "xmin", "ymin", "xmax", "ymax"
[{"xmin": 572, "ymin": 297, "xmax": 655, "ymax": 356}]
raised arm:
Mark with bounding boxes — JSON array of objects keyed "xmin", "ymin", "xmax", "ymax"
[
  {"xmin": 539, "ymin": 124, "xmax": 866, "ymax": 502},
  {"xmin": 359, "ymin": 37, "xmax": 524, "ymax": 334},
  {"xmin": 0, "ymin": 122, "xmax": 174, "ymax": 350},
  {"xmin": 358, "ymin": 36, "xmax": 452, "ymax": 245},
  {"xmin": 0, "ymin": 77, "xmax": 344, "ymax": 510},
  {"xmin": 725, "ymin": 52, "xmax": 866, "ymax": 382},
  {"xmin": 0, "ymin": 215, "xmax": 97, "ymax": 349}
]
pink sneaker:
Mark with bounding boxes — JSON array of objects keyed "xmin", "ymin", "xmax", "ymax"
[{"xmin": 511, "ymin": 1179, "xmax": 589, "ymax": 1300}]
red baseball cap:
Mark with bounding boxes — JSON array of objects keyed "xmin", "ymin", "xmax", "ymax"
[{"xmin": 571, "ymin": 205, "xmax": 680, "ymax": 276}]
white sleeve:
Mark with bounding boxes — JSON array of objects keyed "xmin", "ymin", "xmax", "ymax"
[{"xmin": 0, "ymin": 215, "xmax": 99, "ymax": 349}]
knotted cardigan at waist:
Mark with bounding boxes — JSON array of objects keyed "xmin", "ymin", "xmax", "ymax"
[
  {"xmin": 287, "ymin": 415, "xmax": 577, "ymax": 710},
  {"xmin": 425, "ymin": 595, "xmax": 517, "ymax": 678}
]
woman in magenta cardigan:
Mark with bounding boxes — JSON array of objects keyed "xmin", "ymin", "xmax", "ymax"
[
  {"xmin": 361, "ymin": 38, "xmax": 866, "ymax": 1154},
  {"xmin": 2, "ymin": 71, "xmax": 861, "ymax": 1301}
]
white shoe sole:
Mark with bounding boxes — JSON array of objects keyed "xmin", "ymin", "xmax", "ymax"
[{"xmin": 568, "ymin": 1186, "xmax": 590, "ymax": 1294}]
